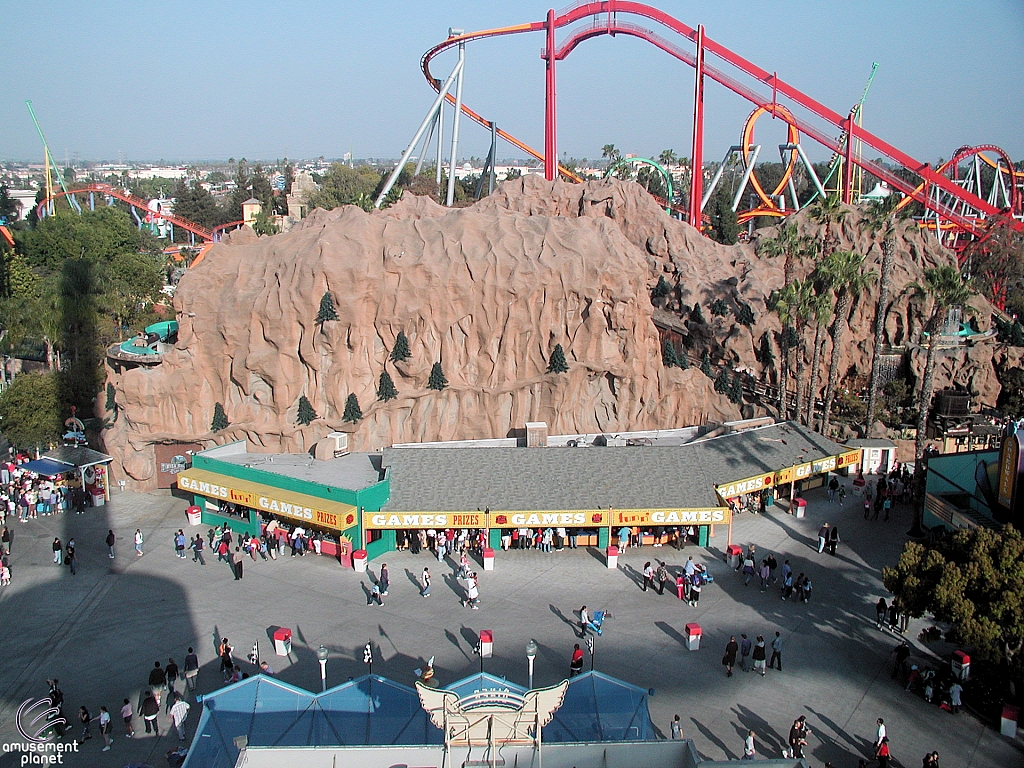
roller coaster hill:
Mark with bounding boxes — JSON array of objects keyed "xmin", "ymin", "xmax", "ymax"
[{"xmin": 379, "ymin": 1, "xmax": 1022, "ymax": 254}]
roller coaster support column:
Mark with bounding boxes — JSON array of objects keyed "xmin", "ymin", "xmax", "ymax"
[
  {"xmin": 374, "ymin": 43, "xmax": 464, "ymax": 208},
  {"xmin": 446, "ymin": 38, "xmax": 467, "ymax": 207},
  {"xmin": 544, "ymin": 8, "xmax": 557, "ymax": 181},
  {"xmin": 842, "ymin": 108, "xmax": 855, "ymax": 204},
  {"xmin": 435, "ymin": 110, "xmax": 444, "ymax": 187},
  {"xmin": 688, "ymin": 25, "xmax": 706, "ymax": 227}
]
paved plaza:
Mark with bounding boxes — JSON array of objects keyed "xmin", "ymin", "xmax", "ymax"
[{"xmin": 0, "ymin": 484, "xmax": 1020, "ymax": 768}]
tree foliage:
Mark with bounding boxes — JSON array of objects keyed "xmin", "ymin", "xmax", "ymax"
[
  {"xmin": 700, "ymin": 351, "xmax": 713, "ymax": 378},
  {"xmin": 390, "ymin": 331, "xmax": 411, "ymax": 362},
  {"xmin": 427, "ymin": 362, "xmax": 448, "ymax": 391},
  {"xmin": 997, "ymin": 367, "xmax": 1024, "ymax": 418},
  {"xmin": 0, "ymin": 371, "xmax": 62, "ymax": 449},
  {"xmin": 343, "ymin": 393, "xmax": 362, "ymax": 423},
  {"xmin": 651, "ymin": 275, "xmax": 671, "ymax": 300},
  {"xmin": 296, "ymin": 395, "xmax": 319, "ymax": 426},
  {"xmin": 662, "ymin": 339, "xmax": 681, "ymax": 368},
  {"xmin": 728, "ymin": 373, "xmax": 744, "ymax": 404},
  {"xmin": 316, "ymin": 292, "xmax": 339, "ymax": 325},
  {"xmin": 706, "ymin": 186, "xmax": 738, "ymax": 245},
  {"xmin": 714, "ymin": 368, "xmax": 730, "ymax": 394},
  {"xmin": 882, "ymin": 526, "xmax": 1024, "ymax": 677},
  {"xmin": 547, "ymin": 343, "xmax": 569, "ymax": 374},
  {"xmin": 211, "ymin": 402, "xmax": 229, "ymax": 431},
  {"xmin": 689, "ymin": 303, "xmax": 705, "ymax": 324},
  {"xmin": 735, "ymin": 303, "xmax": 755, "ymax": 326},
  {"xmin": 710, "ymin": 298, "xmax": 729, "ymax": 317},
  {"xmin": 377, "ymin": 370, "xmax": 398, "ymax": 402},
  {"xmin": 306, "ymin": 164, "xmax": 384, "ymax": 211}
]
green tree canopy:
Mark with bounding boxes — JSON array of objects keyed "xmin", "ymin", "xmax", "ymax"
[
  {"xmin": 883, "ymin": 526, "xmax": 1024, "ymax": 678},
  {"xmin": 19, "ymin": 207, "xmax": 140, "ymax": 272},
  {"xmin": 661, "ymin": 338, "xmax": 681, "ymax": 368},
  {"xmin": 99, "ymin": 250, "xmax": 163, "ymax": 337},
  {"xmin": 296, "ymin": 395, "xmax": 319, "ymax": 426},
  {"xmin": 306, "ymin": 164, "xmax": 384, "ymax": 211},
  {"xmin": 547, "ymin": 343, "xmax": 569, "ymax": 374},
  {"xmin": 700, "ymin": 350, "xmax": 713, "ymax": 378},
  {"xmin": 377, "ymin": 370, "xmax": 398, "ymax": 402},
  {"xmin": 343, "ymin": 393, "xmax": 363, "ymax": 422},
  {"xmin": 428, "ymin": 362, "xmax": 448, "ymax": 391},
  {"xmin": 316, "ymin": 292, "xmax": 339, "ymax": 325},
  {"xmin": 390, "ymin": 331, "xmax": 411, "ymax": 362},
  {"xmin": 211, "ymin": 402, "xmax": 229, "ymax": 431},
  {"xmin": 0, "ymin": 371, "xmax": 62, "ymax": 449}
]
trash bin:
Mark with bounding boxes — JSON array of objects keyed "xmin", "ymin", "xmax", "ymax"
[
  {"xmin": 685, "ymin": 623, "xmax": 701, "ymax": 651},
  {"xmin": 726, "ymin": 544, "xmax": 743, "ymax": 570},
  {"xmin": 1001, "ymin": 704, "xmax": 1018, "ymax": 738},
  {"xmin": 482, "ymin": 547, "xmax": 495, "ymax": 571},
  {"xmin": 352, "ymin": 549, "xmax": 367, "ymax": 573},
  {"xmin": 951, "ymin": 650, "xmax": 971, "ymax": 680},
  {"xmin": 792, "ymin": 498, "xmax": 807, "ymax": 518},
  {"xmin": 479, "ymin": 629, "xmax": 493, "ymax": 658},
  {"xmin": 606, "ymin": 545, "xmax": 619, "ymax": 569},
  {"xmin": 273, "ymin": 627, "xmax": 292, "ymax": 656},
  {"xmin": 91, "ymin": 493, "xmax": 106, "ymax": 508},
  {"xmin": 186, "ymin": 506, "xmax": 202, "ymax": 526}
]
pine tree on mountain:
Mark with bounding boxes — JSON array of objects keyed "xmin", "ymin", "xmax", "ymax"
[
  {"xmin": 377, "ymin": 370, "xmax": 398, "ymax": 401},
  {"xmin": 714, "ymin": 368, "xmax": 730, "ymax": 394},
  {"xmin": 390, "ymin": 331, "xmax": 411, "ymax": 362},
  {"xmin": 316, "ymin": 292, "xmax": 339, "ymax": 325},
  {"xmin": 729, "ymin": 373, "xmax": 744, "ymax": 404},
  {"xmin": 700, "ymin": 351, "xmax": 713, "ymax": 378},
  {"xmin": 427, "ymin": 362, "xmax": 448, "ymax": 391},
  {"xmin": 547, "ymin": 344, "xmax": 569, "ymax": 374},
  {"xmin": 343, "ymin": 393, "xmax": 362, "ymax": 423},
  {"xmin": 296, "ymin": 395, "xmax": 318, "ymax": 425},
  {"xmin": 211, "ymin": 402, "xmax": 229, "ymax": 431},
  {"xmin": 661, "ymin": 339, "xmax": 680, "ymax": 368}
]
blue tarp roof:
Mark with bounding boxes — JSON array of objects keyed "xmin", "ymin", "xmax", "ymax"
[
  {"xmin": 20, "ymin": 458, "xmax": 75, "ymax": 476},
  {"xmin": 182, "ymin": 674, "xmax": 439, "ymax": 768},
  {"xmin": 183, "ymin": 670, "xmax": 655, "ymax": 768}
]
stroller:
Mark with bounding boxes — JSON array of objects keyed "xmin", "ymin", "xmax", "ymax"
[{"xmin": 584, "ymin": 609, "xmax": 613, "ymax": 636}]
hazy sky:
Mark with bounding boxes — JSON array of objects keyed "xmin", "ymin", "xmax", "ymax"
[{"xmin": 2, "ymin": 1, "xmax": 1022, "ymax": 166}]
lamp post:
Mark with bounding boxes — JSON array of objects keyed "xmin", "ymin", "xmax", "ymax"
[
  {"xmin": 317, "ymin": 644, "xmax": 328, "ymax": 692},
  {"xmin": 526, "ymin": 639, "xmax": 538, "ymax": 689}
]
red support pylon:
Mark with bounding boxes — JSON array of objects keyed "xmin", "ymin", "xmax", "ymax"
[
  {"xmin": 544, "ymin": 8, "xmax": 557, "ymax": 181},
  {"xmin": 688, "ymin": 24, "xmax": 705, "ymax": 227}
]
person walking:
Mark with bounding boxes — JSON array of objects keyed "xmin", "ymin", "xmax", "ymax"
[
  {"xmin": 139, "ymin": 691, "xmax": 159, "ymax": 735},
  {"xmin": 723, "ymin": 636, "xmax": 739, "ymax": 677},
  {"xmin": 379, "ymin": 563, "xmax": 390, "ymax": 596},
  {"xmin": 689, "ymin": 573, "xmax": 702, "ymax": 607},
  {"xmin": 739, "ymin": 633, "xmax": 751, "ymax": 672},
  {"xmin": 191, "ymin": 535, "xmax": 205, "ymax": 565},
  {"xmin": 134, "ymin": 529, "xmax": 144, "ymax": 556},
  {"xmin": 462, "ymin": 572, "xmax": 479, "ymax": 609},
  {"xmin": 642, "ymin": 561, "xmax": 653, "ymax": 592},
  {"xmin": 165, "ymin": 658, "xmax": 179, "ymax": 711},
  {"xmin": 169, "ymin": 693, "xmax": 190, "ymax": 741},
  {"xmin": 671, "ymin": 714, "xmax": 683, "ymax": 740},
  {"xmin": 875, "ymin": 736, "xmax": 891, "ymax": 768},
  {"xmin": 148, "ymin": 661, "xmax": 167, "ymax": 707},
  {"xmin": 675, "ymin": 572, "xmax": 685, "ymax": 601},
  {"xmin": 96, "ymin": 705, "xmax": 113, "ymax": 751},
  {"xmin": 891, "ymin": 640, "xmax": 910, "ymax": 680},
  {"xmin": 752, "ymin": 636, "xmax": 767, "ymax": 676},
  {"xmin": 770, "ymin": 631, "xmax": 783, "ymax": 671},
  {"xmin": 65, "ymin": 539, "xmax": 77, "ymax": 576},
  {"xmin": 52, "ymin": 537, "xmax": 63, "ymax": 564},
  {"xmin": 120, "ymin": 698, "xmax": 134, "ymax": 738},
  {"xmin": 817, "ymin": 523, "xmax": 830, "ymax": 553},
  {"xmin": 419, "ymin": 567, "xmax": 431, "ymax": 597},
  {"xmin": 874, "ymin": 718, "xmax": 887, "ymax": 751},
  {"xmin": 656, "ymin": 561, "xmax": 670, "ymax": 595},
  {"xmin": 741, "ymin": 555, "xmax": 756, "ymax": 586},
  {"xmin": 106, "ymin": 530, "xmax": 116, "ymax": 558},
  {"xmin": 183, "ymin": 647, "xmax": 199, "ymax": 692},
  {"xmin": 232, "ymin": 547, "xmax": 243, "ymax": 580},
  {"xmin": 569, "ymin": 644, "xmax": 584, "ymax": 677},
  {"xmin": 759, "ymin": 560, "xmax": 770, "ymax": 592},
  {"xmin": 788, "ymin": 715, "xmax": 811, "ymax": 758},
  {"xmin": 1, "ymin": 526, "xmax": 10, "ymax": 556},
  {"xmin": 174, "ymin": 530, "xmax": 187, "ymax": 559},
  {"xmin": 368, "ymin": 582, "xmax": 384, "ymax": 606},
  {"xmin": 828, "ymin": 476, "xmax": 839, "ymax": 502},
  {"xmin": 876, "ymin": 597, "xmax": 888, "ymax": 629},
  {"xmin": 828, "ymin": 524, "xmax": 841, "ymax": 555},
  {"xmin": 579, "ymin": 605, "xmax": 590, "ymax": 636},
  {"xmin": 77, "ymin": 705, "xmax": 92, "ymax": 743},
  {"xmin": 742, "ymin": 729, "xmax": 756, "ymax": 760}
]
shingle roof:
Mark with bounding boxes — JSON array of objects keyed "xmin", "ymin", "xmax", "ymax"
[{"xmin": 383, "ymin": 421, "xmax": 848, "ymax": 512}]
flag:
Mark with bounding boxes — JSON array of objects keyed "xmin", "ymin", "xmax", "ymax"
[
  {"xmin": 248, "ymin": 641, "xmax": 260, "ymax": 666},
  {"xmin": 585, "ymin": 636, "xmax": 594, "ymax": 654},
  {"xmin": 363, "ymin": 641, "xmax": 373, "ymax": 665}
]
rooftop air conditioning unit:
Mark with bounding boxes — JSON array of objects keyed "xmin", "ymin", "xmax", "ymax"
[{"xmin": 328, "ymin": 431, "xmax": 350, "ymax": 457}]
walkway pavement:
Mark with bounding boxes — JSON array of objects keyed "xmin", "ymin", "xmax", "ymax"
[{"xmin": 0, "ymin": 483, "xmax": 1020, "ymax": 767}]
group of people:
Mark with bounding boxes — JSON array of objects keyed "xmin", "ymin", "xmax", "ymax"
[
  {"xmin": 722, "ymin": 632, "xmax": 783, "ymax": 677},
  {"xmin": 816, "ymin": 522, "xmax": 841, "ymax": 555},
  {"xmin": 863, "ymin": 470, "xmax": 913, "ymax": 521},
  {"xmin": 366, "ymin": 556, "xmax": 480, "ymax": 608},
  {"xmin": 395, "ymin": 527, "xmax": 488, "ymax": 558},
  {"xmin": 637, "ymin": 556, "xmax": 710, "ymax": 606},
  {"xmin": 734, "ymin": 545, "xmax": 812, "ymax": 603},
  {"xmin": 616, "ymin": 525, "xmax": 699, "ymax": 550},
  {"xmin": 1, "ymin": 457, "xmax": 92, "ymax": 524}
]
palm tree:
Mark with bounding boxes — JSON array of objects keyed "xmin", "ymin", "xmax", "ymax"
[
  {"xmin": 864, "ymin": 196, "xmax": 901, "ymax": 432},
  {"xmin": 808, "ymin": 193, "xmax": 848, "ymax": 259},
  {"xmin": 774, "ymin": 279, "xmax": 815, "ymax": 423},
  {"xmin": 601, "ymin": 144, "xmax": 621, "ymax": 167},
  {"xmin": 658, "ymin": 149, "xmax": 678, "ymax": 169},
  {"xmin": 817, "ymin": 250, "xmax": 876, "ymax": 433},
  {"xmin": 908, "ymin": 266, "xmax": 972, "ymax": 535},
  {"xmin": 805, "ymin": 288, "xmax": 834, "ymax": 427},
  {"xmin": 758, "ymin": 222, "xmax": 817, "ymax": 289}
]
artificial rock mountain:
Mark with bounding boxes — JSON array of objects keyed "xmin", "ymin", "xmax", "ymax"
[{"xmin": 104, "ymin": 175, "xmax": 1011, "ymax": 487}]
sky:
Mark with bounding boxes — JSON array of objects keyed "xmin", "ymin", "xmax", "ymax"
[{"xmin": 2, "ymin": 0, "xmax": 1022, "ymax": 167}]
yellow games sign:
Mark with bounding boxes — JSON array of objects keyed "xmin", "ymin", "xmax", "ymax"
[
  {"xmin": 716, "ymin": 473, "xmax": 775, "ymax": 499},
  {"xmin": 490, "ymin": 511, "xmax": 608, "ymax": 527},
  {"xmin": 366, "ymin": 512, "xmax": 486, "ymax": 530},
  {"xmin": 610, "ymin": 507, "xmax": 731, "ymax": 526}
]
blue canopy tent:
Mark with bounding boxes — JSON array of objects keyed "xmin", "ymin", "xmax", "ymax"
[
  {"xmin": 19, "ymin": 458, "xmax": 75, "ymax": 477},
  {"xmin": 545, "ymin": 671, "xmax": 655, "ymax": 742}
]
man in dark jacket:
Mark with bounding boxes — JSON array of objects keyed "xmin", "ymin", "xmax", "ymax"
[{"xmin": 139, "ymin": 691, "xmax": 160, "ymax": 734}]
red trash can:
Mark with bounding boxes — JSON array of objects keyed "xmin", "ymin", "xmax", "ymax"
[{"xmin": 273, "ymin": 627, "xmax": 292, "ymax": 656}]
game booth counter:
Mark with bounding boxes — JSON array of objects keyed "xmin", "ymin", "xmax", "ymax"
[
  {"xmin": 174, "ymin": 441, "xmax": 389, "ymax": 568},
  {"xmin": 21, "ymin": 446, "xmax": 115, "ymax": 506}
]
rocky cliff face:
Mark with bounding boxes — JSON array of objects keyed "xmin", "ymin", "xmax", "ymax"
[{"xmin": 104, "ymin": 175, "xmax": 1010, "ymax": 487}]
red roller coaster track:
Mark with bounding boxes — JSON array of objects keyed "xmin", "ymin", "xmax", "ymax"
[
  {"xmin": 420, "ymin": 1, "xmax": 1023, "ymax": 236},
  {"xmin": 36, "ymin": 183, "xmax": 243, "ymax": 242}
]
